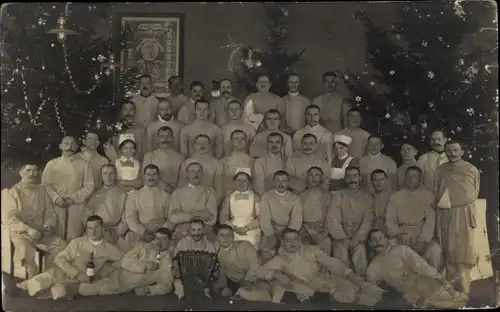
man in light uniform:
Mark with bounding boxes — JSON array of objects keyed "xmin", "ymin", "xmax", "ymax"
[
  {"xmin": 334, "ymin": 108, "xmax": 370, "ymax": 159},
  {"xmin": 367, "ymin": 229, "xmax": 468, "ymax": 309},
  {"xmin": 434, "ymin": 140, "xmax": 480, "ymax": 295},
  {"xmin": 386, "ymin": 166, "xmax": 442, "ymax": 269},
  {"xmin": 397, "ymin": 141, "xmax": 418, "ymax": 190},
  {"xmin": 292, "ymin": 104, "xmax": 333, "ymax": 161},
  {"xmin": 283, "ymin": 73, "xmax": 311, "ymax": 135},
  {"xmin": 259, "ymin": 171, "xmax": 303, "ymax": 262},
  {"xmin": 359, "ymin": 135, "xmax": 397, "ymax": 193},
  {"xmin": 253, "ymin": 132, "xmax": 287, "ymax": 195},
  {"xmin": 143, "ymin": 126, "xmax": 185, "ymax": 194},
  {"xmin": 328, "ymin": 134, "xmax": 359, "ymax": 193},
  {"xmin": 298, "ymin": 167, "xmax": 332, "ymax": 255},
  {"xmin": 211, "ymin": 79, "xmax": 240, "ymax": 128},
  {"xmin": 417, "ymin": 129, "xmax": 449, "ymax": 191},
  {"xmin": 327, "ymin": 166, "xmax": 373, "ymax": 277},
  {"xmin": 177, "ymin": 81, "xmax": 215, "ymax": 125},
  {"xmin": 221, "ymin": 100, "xmax": 255, "ymax": 156},
  {"xmin": 165, "ymin": 76, "xmax": 189, "ymax": 115},
  {"xmin": 249, "ymin": 109, "xmax": 292, "ymax": 158},
  {"xmin": 370, "ymin": 169, "xmax": 392, "ymax": 235},
  {"xmin": 220, "ymin": 130, "xmax": 254, "ymax": 194},
  {"xmin": 42, "ymin": 136, "xmax": 94, "ymax": 241},
  {"xmin": 131, "ymin": 74, "xmax": 160, "ymax": 128},
  {"xmin": 78, "ymin": 130, "xmax": 109, "ymax": 189},
  {"xmin": 4, "ymin": 164, "xmax": 67, "ymax": 278},
  {"xmin": 145, "ymin": 99, "xmax": 184, "ymax": 153}
]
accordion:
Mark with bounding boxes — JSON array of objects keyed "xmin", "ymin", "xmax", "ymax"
[{"xmin": 176, "ymin": 251, "xmax": 219, "ymax": 299}]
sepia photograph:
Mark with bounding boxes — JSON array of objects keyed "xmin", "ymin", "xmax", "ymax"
[{"xmin": 1, "ymin": 1, "xmax": 498, "ymax": 311}]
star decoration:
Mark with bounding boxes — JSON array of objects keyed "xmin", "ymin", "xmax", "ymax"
[
  {"xmin": 427, "ymin": 71, "xmax": 435, "ymax": 79},
  {"xmin": 421, "ymin": 41, "xmax": 428, "ymax": 47},
  {"xmin": 385, "ymin": 113, "xmax": 391, "ymax": 119},
  {"xmin": 389, "ymin": 70, "xmax": 395, "ymax": 75},
  {"xmin": 355, "ymin": 96, "xmax": 362, "ymax": 102},
  {"xmin": 37, "ymin": 17, "xmax": 46, "ymax": 26},
  {"xmin": 370, "ymin": 81, "xmax": 375, "ymax": 86}
]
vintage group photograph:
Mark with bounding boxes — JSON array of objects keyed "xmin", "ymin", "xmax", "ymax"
[{"xmin": 1, "ymin": 1, "xmax": 498, "ymax": 311}]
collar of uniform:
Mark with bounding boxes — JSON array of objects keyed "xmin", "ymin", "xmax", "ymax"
[
  {"xmin": 119, "ymin": 156, "xmax": 136, "ymax": 162},
  {"xmin": 267, "ymin": 151, "xmax": 282, "ymax": 158},
  {"xmin": 338, "ymin": 153, "xmax": 349, "ymax": 160},
  {"xmin": 368, "ymin": 152, "xmax": 381, "ymax": 158},
  {"xmin": 288, "ymin": 92, "xmax": 299, "ymax": 97},
  {"xmin": 80, "ymin": 147, "xmax": 98, "ymax": 158},
  {"xmin": 188, "ymin": 183, "xmax": 198, "ymax": 188},
  {"xmin": 90, "ymin": 238, "xmax": 104, "ymax": 245},
  {"xmin": 307, "ymin": 124, "xmax": 320, "ymax": 130},
  {"xmin": 158, "ymin": 115, "xmax": 174, "ymax": 123},
  {"xmin": 274, "ymin": 189, "xmax": 287, "ymax": 196},
  {"xmin": 190, "ymin": 98, "xmax": 196, "ymax": 104}
]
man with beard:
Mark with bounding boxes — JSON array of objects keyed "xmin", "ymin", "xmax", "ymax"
[
  {"xmin": 211, "ymin": 79, "xmax": 240, "ymax": 128},
  {"xmin": 293, "ymin": 105, "xmax": 333, "ymax": 161},
  {"xmin": 286, "ymin": 134, "xmax": 329, "ymax": 194},
  {"xmin": 180, "ymin": 100, "xmax": 223, "ymax": 158},
  {"xmin": 312, "ymin": 71, "xmax": 350, "ymax": 134},
  {"xmin": 42, "ymin": 136, "xmax": 94, "ymax": 241},
  {"xmin": 131, "ymin": 74, "xmax": 160, "ymax": 128},
  {"xmin": 143, "ymin": 126, "xmax": 185, "ymax": 194},
  {"xmin": 283, "ymin": 73, "xmax": 311, "ymax": 135},
  {"xmin": 434, "ymin": 140, "xmax": 480, "ymax": 295},
  {"xmin": 359, "ymin": 135, "xmax": 398, "ymax": 193},
  {"xmin": 259, "ymin": 171, "xmax": 303, "ymax": 263},
  {"xmin": 221, "ymin": 131, "xmax": 254, "ymax": 194},
  {"xmin": 371, "ymin": 169, "xmax": 393, "ymax": 235},
  {"xmin": 166, "ymin": 76, "xmax": 189, "ymax": 115},
  {"xmin": 78, "ymin": 130, "xmax": 110, "ymax": 189},
  {"xmin": 4, "ymin": 164, "xmax": 67, "ymax": 279},
  {"xmin": 145, "ymin": 99, "xmax": 184, "ymax": 153},
  {"xmin": 397, "ymin": 141, "xmax": 418, "ymax": 190},
  {"xmin": 177, "ymin": 81, "xmax": 215, "ymax": 125},
  {"xmin": 366, "ymin": 229, "xmax": 467, "ymax": 309},
  {"xmin": 221, "ymin": 100, "xmax": 255, "ymax": 156},
  {"xmin": 255, "ymin": 229, "xmax": 384, "ymax": 306},
  {"xmin": 386, "ymin": 166, "xmax": 442, "ymax": 269},
  {"xmin": 168, "ymin": 163, "xmax": 218, "ymax": 242},
  {"xmin": 298, "ymin": 167, "xmax": 332, "ymax": 255},
  {"xmin": 104, "ymin": 100, "xmax": 147, "ymax": 162},
  {"xmin": 327, "ymin": 166, "xmax": 373, "ymax": 277},
  {"xmin": 417, "ymin": 129, "xmax": 449, "ymax": 191},
  {"xmin": 242, "ymin": 74, "xmax": 286, "ymax": 131},
  {"xmin": 83, "ymin": 164, "xmax": 128, "ymax": 251},
  {"xmin": 123, "ymin": 165, "xmax": 170, "ymax": 252},
  {"xmin": 334, "ymin": 108, "xmax": 370, "ymax": 159},
  {"xmin": 253, "ymin": 132, "xmax": 287, "ymax": 195},
  {"xmin": 249, "ymin": 109, "xmax": 293, "ymax": 158}
]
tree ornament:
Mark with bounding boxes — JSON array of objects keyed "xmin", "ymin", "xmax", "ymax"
[
  {"xmin": 421, "ymin": 40, "xmax": 428, "ymax": 47},
  {"xmin": 427, "ymin": 71, "xmax": 435, "ymax": 79},
  {"xmin": 25, "ymin": 137, "xmax": 32, "ymax": 143},
  {"xmin": 355, "ymin": 96, "xmax": 362, "ymax": 102},
  {"xmin": 370, "ymin": 81, "xmax": 375, "ymax": 86},
  {"xmin": 389, "ymin": 70, "xmax": 395, "ymax": 75}
]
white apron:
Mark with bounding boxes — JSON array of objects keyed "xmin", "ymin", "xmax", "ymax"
[
  {"xmin": 329, "ymin": 156, "xmax": 353, "ymax": 194},
  {"xmin": 115, "ymin": 158, "xmax": 141, "ymax": 181},
  {"xmin": 229, "ymin": 191, "xmax": 261, "ymax": 248}
]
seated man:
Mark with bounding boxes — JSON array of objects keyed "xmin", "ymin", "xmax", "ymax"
[
  {"xmin": 17, "ymin": 215, "xmax": 124, "ymax": 300},
  {"xmin": 213, "ymin": 224, "xmax": 272, "ymax": 302},
  {"xmin": 3, "ymin": 164, "xmax": 67, "ymax": 278},
  {"xmin": 255, "ymin": 229, "xmax": 384, "ymax": 306},
  {"xmin": 366, "ymin": 229, "xmax": 468, "ymax": 309}
]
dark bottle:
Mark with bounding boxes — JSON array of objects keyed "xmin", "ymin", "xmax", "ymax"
[{"xmin": 86, "ymin": 252, "xmax": 95, "ymax": 283}]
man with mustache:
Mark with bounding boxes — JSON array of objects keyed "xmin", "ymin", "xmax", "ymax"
[
  {"xmin": 286, "ymin": 134, "xmax": 329, "ymax": 194},
  {"xmin": 334, "ymin": 108, "xmax": 371, "ymax": 159},
  {"xmin": 220, "ymin": 130, "xmax": 254, "ymax": 194},
  {"xmin": 4, "ymin": 164, "xmax": 67, "ymax": 279},
  {"xmin": 143, "ymin": 126, "xmax": 185, "ymax": 194},
  {"xmin": 327, "ymin": 166, "xmax": 373, "ymax": 277},
  {"xmin": 249, "ymin": 109, "xmax": 292, "ymax": 158},
  {"xmin": 359, "ymin": 135, "xmax": 398, "ymax": 193},
  {"xmin": 123, "ymin": 164, "xmax": 170, "ymax": 252},
  {"xmin": 131, "ymin": 74, "xmax": 160, "ymax": 128},
  {"xmin": 283, "ymin": 73, "xmax": 311, "ymax": 135},
  {"xmin": 434, "ymin": 140, "xmax": 480, "ymax": 296},
  {"xmin": 221, "ymin": 100, "xmax": 255, "ymax": 156},
  {"xmin": 211, "ymin": 79, "xmax": 240, "ymax": 128},
  {"xmin": 177, "ymin": 81, "xmax": 216, "ymax": 125},
  {"xmin": 145, "ymin": 99, "xmax": 184, "ymax": 153},
  {"xmin": 417, "ymin": 129, "xmax": 449, "ymax": 191},
  {"xmin": 253, "ymin": 132, "xmax": 287, "ymax": 195},
  {"xmin": 78, "ymin": 130, "xmax": 110, "ymax": 189},
  {"xmin": 386, "ymin": 166, "xmax": 442, "ymax": 270},
  {"xmin": 165, "ymin": 76, "xmax": 189, "ymax": 115},
  {"xmin": 293, "ymin": 105, "xmax": 333, "ymax": 162},
  {"xmin": 370, "ymin": 169, "xmax": 393, "ymax": 236},
  {"xmin": 366, "ymin": 229, "xmax": 468, "ymax": 308},
  {"xmin": 42, "ymin": 136, "xmax": 94, "ymax": 241},
  {"xmin": 397, "ymin": 141, "xmax": 419, "ymax": 190}
]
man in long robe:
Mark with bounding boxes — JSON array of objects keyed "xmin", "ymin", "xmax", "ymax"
[
  {"xmin": 334, "ymin": 108, "xmax": 370, "ymax": 159},
  {"xmin": 286, "ymin": 134, "xmax": 329, "ymax": 193},
  {"xmin": 242, "ymin": 74, "xmax": 286, "ymax": 131},
  {"xmin": 221, "ymin": 99, "xmax": 255, "ymax": 155},
  {"xmin": 78, "ymin": 130, "xmax": 109, "ymax": 189},
  {"xmin": 177, "ymin": 135, "xmax": 225, "ymax": 202},
  {"xmin": 397, "ymin": 142, "xmax": 418, "ymax": 190},
  {"xmin": 249, "ymin": 109, "xmax": 293, "ymax": 158},
  {"xmin": 326, "ymin": 166, "xmax": 373, "ymax": 277},
  {"xmin": 145, "ymin": 99, "xmax": 184, "ymax": 153},
  {"xmin": 143, "ymin": 126, "xmax": 185, "ymax": 194},
  {"xmin": 298, "ymin": 167, "xmax": 332, "ymax": 255},
  {"xmin": 167, "ymin": 163, "xmax": 218, "ymax": 242},
  {"xmin": 42, "ymin": 136, "xmax": 94, "ymax": 241},
  {"xmin": 434, "ymin": 140, "xmax": 480, "ymax": 295},
  {"xmin": 131, "ymin": 74, "xmax": 160, "ymax": 128},
  {"xmin": 329, "ymin": 134, "xmax": 359, "ymax": 193},
  {"xmin": 124, "ymin": 165, "xmax": 170, "ymax": 252},
  {"xmin": 17, "ymin": 215, "xmax": 124, "ymax": 300},
  {"xmin": 4, "ymin": 164, "xmax": 67, "ymax": 279},
  {"xmin": 180, "ymin": 100, "xmax": 223, "ymax": 158},
  {"xmin": 166, "ymin": 76, "xmax": 190, "ymax": 115},
  {"xmin": 253, "ymin": 132, "xmax": 287, "ymax": 195},
  {"xmin": 417, "ymin": 129, "xmax": 449, "ymax": 191},
  {"xmin": 386, "ymin": 166, "xmax": 442, "ymax": 269},
  {"xmin": 83, "ymin": 164, "xmax": 128, "ymax": 252},
  {"xmin": 177, "ymin": 81, "xmax": 216, "ymax": 125},
  {"xmin": 283, "ymin": 73, "xmax": 311, "ymax": 135},
  {"xmin": 367, "ymin": 229, "xmax": 468, "ymax": 309},
  {"xmin": 359, "ymin": 135, "xmax": 397, "ymax": 193},
  {"xmin": 292, "ymin": 104, "xmax": 333, "ymax": 161},
  {"xmin": 370, "ymin": 169, "xmax": 392, "ymax": 235},
  {"xmin": 255, "ymin": 229, "xmax": 384, "ymax": 305},
  {"xmin": 211, "ymin": 79, "xmax": 240, "ymax": 128},
  {"xmin": 259, "ymin": 171, "xmax": 303, "ymax": 262}
]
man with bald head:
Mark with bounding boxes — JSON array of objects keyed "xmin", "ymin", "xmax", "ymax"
[
  {"xmin": 417, "ymin": 129, "xmax": 449, "ymax": 191},
  {"xmin": 146, "ymin": 99, "xmax": 184, "ymax": 153},
  {"xmin": 42, "ymin": 136, "xmax": 94, "ymax": 241},
  {"xmin": 166, "ymin": 75, "xmax": 189, "ymax": 115},
  {"xmin": 78, "ymin": 130, "xmax": 109, "ymax": 189},
  {"xmin": 211, "ymin": 78, "xmax": 240, "ymax": 128}
]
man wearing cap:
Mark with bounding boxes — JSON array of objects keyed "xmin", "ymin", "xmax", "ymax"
[
  {"xmin": 249, "ymin": 109, "xmax": 293, "ymax": 158},
  {"xmin": 292, "ymin": 104, "xmax": 333, "ymax": 161},
  {"xmin": 253, "ymin": 132, "xmax": 287, "ymax": 195},
  {"xmin": 359, "ymin": 135, "xmax": 398, "ymax": 193},
  {"xmin": 334, "ymin": 108, "xmax": 370, "ymax": 159},
  {"xmin": 221, "ymin": 130, "xmax": 254, "ymax": 194},
  {"xmin": 328, "ymin": 133, "xmax": 359, "ymax": 193},
  {"xmin": 417, "ymin": 129, "xmax": 449, "ymax": 191},
  {"xmin": 221, "ymin": 100, "xmax": 256, "ymax": 156},
  {"xmin": 397, "ymin": 142, "xmax": 419, "ymax": 190},
  {"xmin": 145, "ymin": 99, "xmax": 184, "ymax": 154}
]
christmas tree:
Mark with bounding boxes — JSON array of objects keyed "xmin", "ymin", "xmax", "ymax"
[
  {"xmin": 1, "ymin": 3, "xmax": 139, "ymax": 168},
  {"xmin": 234, "ymin": 3, "xmax": 305, "ymax": 97}
]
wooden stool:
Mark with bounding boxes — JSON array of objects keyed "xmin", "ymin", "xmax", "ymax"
[{"xmin": 9, "ymin": 241, "xmax": 45, "ymax": 279}]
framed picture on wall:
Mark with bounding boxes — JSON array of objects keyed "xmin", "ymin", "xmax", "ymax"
[{"xmin": 114, "ymin": 12, "xmax": 185, "ymax": 96}]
